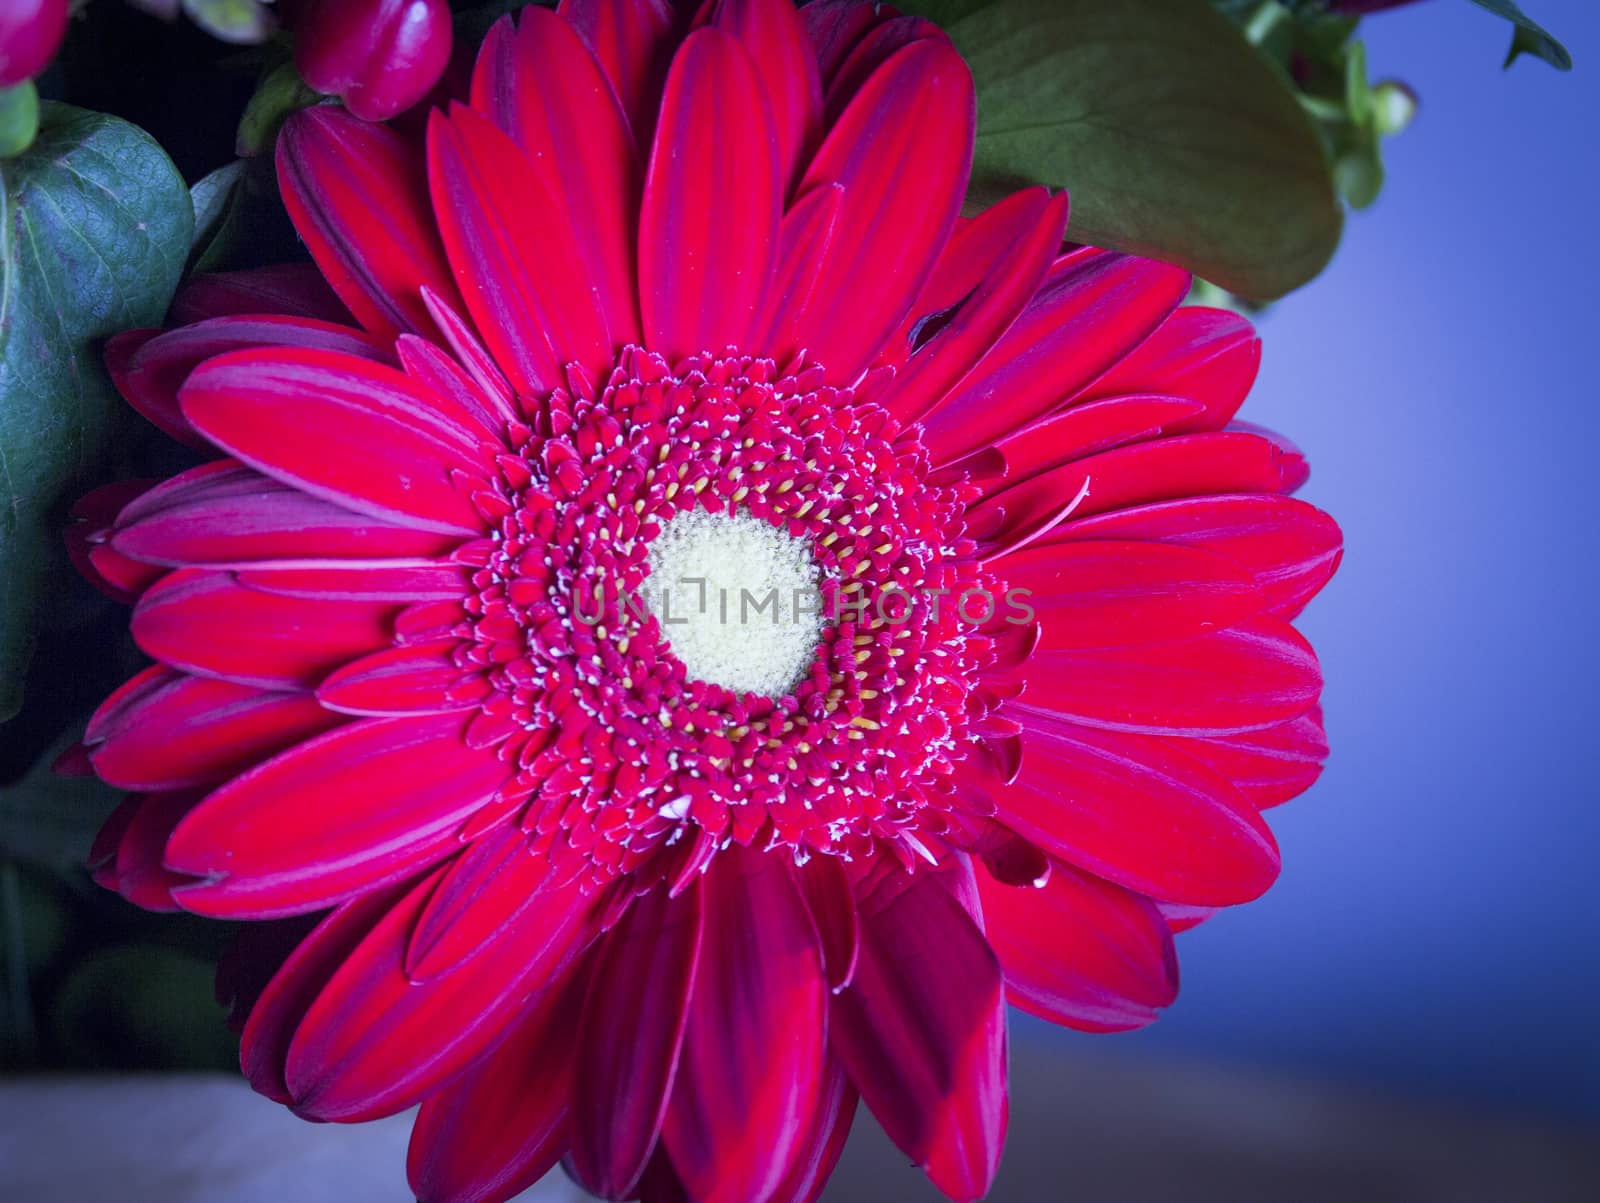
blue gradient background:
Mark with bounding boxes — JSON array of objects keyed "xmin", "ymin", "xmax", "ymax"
[{"xmin": 1045, "ymin": 0, "xmax": 1600, "ymax": 1119}]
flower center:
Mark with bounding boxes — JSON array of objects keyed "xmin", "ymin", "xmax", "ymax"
[{"xmin": 645, "ymin": 508, "xmax": 823, "ymax": 699}]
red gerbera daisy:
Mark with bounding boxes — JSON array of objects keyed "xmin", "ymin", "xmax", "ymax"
[{"xmin": 70, "ymin": 2, "xmax": 1341, "ymax": 1201}]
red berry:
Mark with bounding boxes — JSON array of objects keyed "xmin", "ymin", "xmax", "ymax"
[
  {"xmin": 293, "ymin": 0, "xmax": 453, "ymax": 123},
  {"xmin": 0, "ymin": 0, "xmax": 69, "ymax": 87}
]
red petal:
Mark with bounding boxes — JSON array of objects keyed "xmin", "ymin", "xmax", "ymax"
[
  {"xmin": 710, "ymin": 0, "xmax": 823, "ymax": 192},
  {"xmin": 886, "ymin": 189, "xmax": 1069, "ymax": 424},
  {"xmin": 641, "ymin": 28, "xmax": 780, "ymax": 361},
  {"xmin": 169, "ymin": 264, "xmax": 353, "ymax": 326},
  {"xmin": 87, "ymin": 668, "xmax": 342, "ymax": 791},
  {"xmin": 113, "ymin": 316, "xmax": 389, "ymax": 452},
  {"xmin": 971, "ymin": 430, "xmax": 1307, "ymax": 552},
  {"xmin": 558, "ymin": 0, "xmax": 680, "ymax": 144},
  {"xmin": 663, "ymin": 849, "xmax": 827, "ymax": 1203},
  {"xmin": 66, "ymin": 479, "xmax": 164, "ymax": 603},
  {"xmin": 794, "ymin": 854, "xmax": 859, "ymax": 992},
  {"xmin": 977, "ymin": 715, "xmax": 1280, "ymax": 906},
  {"xmin": 1045, "ymin": 493, "xmax": 1343, "ymax": 617},
  {"xmin": 109, "ymin": 791, "xmax": 203, "ymax": 911},
  {"xmin": 569, "ymin": 883, "xmax": 704, "ymax": 1199},
  {"xmin": 407, "ymin": 967, "xmax": 584, "ymax": 1203},
  {"xmin": 820, "ymin": 15, "xmax": 943, "ymax": 123},
  {"xmin": 992, "ymin": 540, "xmax": 1264, "ymax": 651},
  {"xmin": 428, "ymin": 102, "xmax": 615, "ymax": 394},
  {"xmin": 317, "ymin": 642, "xmax": 475, "ymax": 717},
  {"xmin": 919, "ymin": 250, "xmax": 1190, "ymax": 464},
  {"xmin": 1169, "ymin": 708, "xmax": 1329, "ymax": 809},
  {"xmin": 831, "ymin": 861, "xmax": 1006, "ymax": 1202},
  {"xmin": 405, "ymin": 823, "xmax": 556, "ymax": 981},
  {"xmin": 165, "ymin": 715, "xmax": 512, "ymax": 918},
  {"xmin": 768, "ymin": 1054, "xmax": 858, "ymax": 1203},
  {"xmin": 1074, "ymin": 306, "xmax": 1260, "ymax": 433},
  {"xmin": 475, "ymin": 8, "xmax": 642, "ymax": 350},
  {"xmin": 793, "ymin": 38, "xmax": 974, "ymax": 384},
  {"xmin": 756, "ymin": 183, "xmax": 842, "ymax": 358},
  {"xmin": 113, "ymin": 461, "xmax": 458, "ymax": 568},
  {"xmin": 285, "ymin": 863, "xmax": 595, "ymax": 1121},
  {"xmin": 800, "ymin": 0, "xmax": 898, "ymax": 90},
  {"xmin": 241, "ymin": 884, "xmax": 402, "ymax": 1104},
  {"xmin": 990, "ymin": 394, "xmax": 1207, "ymax": 484},
  {"xmin": 1006, "ymin": 616, "xmax": 1323, "ymax": 735},
  {"xmin": 180, "ymin": 347, "xmax": 492, "ymax": 536},
  {"xmin": 234, "ymin": 562, "xmax": 471, "ymax": 602},
  {"xmin": 277, "ymin": 107, "xmax": 464, "ymax": 343},
  {"xmin": 977, "ymin": 859, "xmax": 1178, "ymax": 1033},
  {"xmin": 131, "ymin": 568, "xmax": 395, "ymax": 690}
]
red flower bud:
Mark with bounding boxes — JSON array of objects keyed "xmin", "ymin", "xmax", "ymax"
[
  {"xmin": 293, "ymin": 0, "xmax": 452, "ymax": 123},
  {"xmin": 0, "ymin": 0, "xmax": 69, "ymax": 87}
]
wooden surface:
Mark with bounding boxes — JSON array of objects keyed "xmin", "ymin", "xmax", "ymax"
[{"xmin": 2, "ymin": 1048, "xmax": 1595, "ymax": 1201}]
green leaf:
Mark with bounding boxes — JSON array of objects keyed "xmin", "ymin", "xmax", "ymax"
[
  {"xmin": 1464, "ymin": 0, "xmax": 1572, "ymax": 71},
  {"xmin": 0, "ymin": 732, "xmax": 123, "ymax": 871},
  {"xmin": 51, "ymin": 945, "xmax": 238, "ymax": 1070},
  {"xmin": 908, "ymin": 0, "xmax": 1344, "ymax": 300},
  {"xmin": 0, "ymin": 104, "xmax": 192, "ymax": 722},
  {"xmin": 189, "ymin": 161, "xmax": 244, "ymax": 251},
  {"xmin": 236, "ymin": 61, "xmax": 320, "ymax": 158}
]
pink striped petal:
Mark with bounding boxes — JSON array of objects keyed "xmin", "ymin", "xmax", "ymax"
[
  {"xmin": 971, "ymin": 430, "xmax": 1307, "ymax": 553},
  {"xmin": 977, "ymin": 859, "xmax": 1178, "ymax": 1032},
  {"xmin": 990, "ymin": 394, "xmax": 1206, "ymax": 484},
  {"xmin": 710, "ymin": 0, "xmax": 823, "ymax": 192},
  {"xmin": 800, "ymin": 0, "xmax": 898, "ymax": 89},
  {"xmin": 284, "ymin": 861, "xmax": 595, "ymax": 1121},
  {"xmin": 407, "ymin": 967, "xmax": 584, "ymax": 1203},
  {"xmin": 112, "ymin": 461, "xmax": 456, "ymax": 568},
  {"xmin": 793, "ymin": 38, "xmax": 973, "ymax": 384},
  {"xmin": 885, "ymin": 189, "xmax": 1069, "ymax": 424},
  {"xmin": 558, "ymin": 0, "xmax": 680, "ymax": 144},
  {"xmin": 405, "ymin": 824, "xmax": 556, "ymax": 981},
  {"xmin": 234, "ymin": 562, "xmax": 471, "ymax": 602},
  {"xmin": 241, "ymin": 883, "xmax": 403, "ymax": 1104},
  {"xmin": 66, "ymin": 479, "xmax": 165, "ymax": 603},
  {"xmin": 428, "ymin": 103, "xmax": 614, "ymax": 394},
  {"xmin": 1169, "ymin": 708, "xmax": 1328, "ymax": 809},
  {"xmin": 974, "ymin": 715, "xmax": 1280, "ymax": 906},
  {"xmin": 794, "ymin": 854, "xmax": 859, "ymax": 992},
  {"xmin": 1046, "ymin": 494, "xmax": 1343, "ymax": 617},
  {"xmin": 108, "ymin": 791, "xmax": 204, "ymax": 911},
  {"xmin": 169, "ymin": 263, "xmax": 353, "ymax": 326},
  {"xmin": 993, "ymin": 540, "xmax": 1264, "ymax": 651},
  {"xmin": 919, "ymin": 250, "xmax": 1191, "ymax": 464},
  {"xmin": 821, "ymin": 15, "xmax": 944, "ymax": 123},
  {"xmin": 180, "ymin": 347, "xmax": 492, "ymax": 536},
  {"xmin": 641, "ymin": 28, "xmax": 780, "ymax": 361},
  {"xmin": 1005, "ymin": 616, "xmax": 1323, "ymax": 735},
  {"xmin": 317, "ymin": 642, "xmax": 476, "ymax": 717},
  {"xmin": 475, "ymin": 9, "xmax": 641, "ymax": 349},
  {"xmin": 277, "ymin": 107, "xmax": 464, "ymax": 343},
  {"xmin": 131, "ymin": 569, "xmax": 395, "ymax": 690},
  {"xmin": 831, "ymin": 860, "xmax": 1006, "ymax": 1203},
  {"xmin": 87, "ymin": 668, "xmax": 342, "ymax": 791},
  {"xmin": 756, "ymin": 183, "xmax": 842, "ymax": 358},
  {"xmin": 663, "ymin": 849, "xmax": 827, "ymax": 1203},
  {"xmin": 1073, "ymin": 306, "xmax": 1260, "ymax": 433},
  {"xmin": 768, "ymin": 1054, "xmax": 858, "ymax": 1203},
  {"xmin": 165, "ymin": 715, "xmax": 513, "ymax": 919},
  {"xmin": 113, "ymin": 315, "xmax": 390, "ymax": 452},
  {"xmin": 570, "ymin": 883, "xmax": 704, "ymax": 1200}
]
